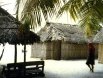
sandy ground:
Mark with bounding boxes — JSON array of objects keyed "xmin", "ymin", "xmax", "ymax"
[
  {"xmin": 1, "ymin": 58, "xmax": 103, "ymax": 78},
  {"xmin": 38, "ymin": 60, "xmax": 103, "ymax": 78},
  {"xmin": 0, "ymin": 44, "xmax": 103, "ymax": 78}
]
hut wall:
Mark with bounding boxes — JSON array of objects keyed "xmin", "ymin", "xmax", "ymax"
[
  {"xmin": 98, "ymin": 44, "xmax": 103, "ymax": 63},
  {"xmin": 31, "ymin": 40, "xmax": 61, "ymax": 60},
  {"xmin": 94, "ymin": 44, "xmax": 98, "ymax": 58},
  {"xmin": 45, "ymin": 42, "xmax": 53, "ymax": 59},
  {"xmin": 46, "ymin": 40, "xmax": 61, "ymax": 60},
  {"xmin": 31, "ymin": 41, "xmax": 98, "ymax": 60},
  {"xmin": 31, "ymin": 43, "xmax": 46, "ymax": 59},
  {"xmin": 61, "ymin": 42, "xmax": 98, "ymax": 60},
  {"xmin": 61, "ymin": 42, "xmax": 88, "ymax": 59}
]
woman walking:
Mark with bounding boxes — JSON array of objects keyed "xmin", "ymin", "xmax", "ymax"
[{"xmin": 86, "ymin": 43, "xmax": 95, "ymax": 72}]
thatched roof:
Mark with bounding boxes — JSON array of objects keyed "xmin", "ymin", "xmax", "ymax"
[
  {"xmin": 0, "ymin": 7, "xmax": 40, "ymax": 44},
  {"xmin": 38, "ymin": 22, "xmax": 87, "ymax": 43},
  {"xmin": 0, "ymin": 7, "xmax": 20, "ymax": 27},
  {"xmin": 17, "ymin": 31, "xmax": 40, "ymax": 44},
  {"xmin": 93, "ymin": 28, "xmax": 103, "ymax": 43},
  {"xmin": 0, "ymin": 7, "xmax": 20, "ymax": 43}
]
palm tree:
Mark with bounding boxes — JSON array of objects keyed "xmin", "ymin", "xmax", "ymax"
[
  {"xmin": 58, "ymin": 0, "xmax": 103, "ymax": 41},
  {"xmin": 15, "ymin": 0, "xmax": 63, "ymax": 29},
  {"xmin": 15, "ymin": 0, "xmax": 103, "ymax": 40}
]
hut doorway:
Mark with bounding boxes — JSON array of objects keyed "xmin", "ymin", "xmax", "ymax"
[{"xmin": 46, "ymin": 40, "xmax": 61, "ymax": 60}]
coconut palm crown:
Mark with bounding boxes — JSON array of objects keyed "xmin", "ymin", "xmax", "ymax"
[
  {"xmin": 58, "ymin": 0, "xmax": 103, "ymax": 39},
  {"xmin": 15, "ymin": 0, "xmax": 63, "ymax": 29}
]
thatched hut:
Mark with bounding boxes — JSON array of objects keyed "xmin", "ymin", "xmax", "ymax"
[
  {"xmin": 31, "ymin": 22, "xmax": 98, "ymax": 60},
  {"xmin": 93, "ymin": 28, "xmax": 103, "ymax": 63},
  {"xmin": 0, "ymin": 7, "xmax": 21, "ymax": 63},
  {"xmin": 0, "ymin": 7, "xmax": 40, "ymax": 63}
]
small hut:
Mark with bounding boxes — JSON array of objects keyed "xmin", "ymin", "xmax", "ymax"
[
  {"xmin": 0, "ymin": 7, "xmax": 40, "ymax": 63},
  {"xmin": 0, "ymin": 7, "xmax": 21, "ymax": 63},
  {"xmin": 31, "ymin": 22, "xmax": 98, "ymax": 60},
  {"xmin": 93, "ymin": 28, "xmax": 103, "ymax": 63}
]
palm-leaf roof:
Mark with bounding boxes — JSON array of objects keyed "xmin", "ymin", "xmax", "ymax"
[
  {"xmin": 0, "ymin": 7, "xmax": 20, "ymax": 43},
  {"xmin": 0, "ymin": 7, "xmax": 40, "ymax": 44},
  {"xmin": 38, "ymin": 22, "xmax": 87, "ymax": 43},
  {"xmin": 93, "ymin": 28, "xmax": 103, "ymax": 43}
]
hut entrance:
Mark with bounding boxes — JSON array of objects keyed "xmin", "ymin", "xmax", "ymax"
[{"xmin": 46, "ymin": 40, "xmax": 61, "ymax": 60}]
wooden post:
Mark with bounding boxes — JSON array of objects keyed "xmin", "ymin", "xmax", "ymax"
[
  {"xmin": 23, "ymin": 44, "xmax": 26, "ymax": 78},
  {"xmin": 24, "ymin": 44, "xmax": 26, "ymax": 63},
  {"xmin": 14, "ymin": 44, "xmax": 17, "ymax": 63}
]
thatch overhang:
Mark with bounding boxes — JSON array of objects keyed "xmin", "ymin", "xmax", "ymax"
[
  {"xmin": 93, "ymin": 28, "xmax": 103, "ymax": 43},
  {"xmin": 0, "ymin": 7, "xmax": 40, "ymax": 44},
  {"xmin": 38, "ymin": 22, "xmax": 87, "ymax": 44},
  {"xmin": 17, "ymin": 31, "xmax": 40, "ymax": 45},
  {"xmin": 0, "ymin": 7, "xmax": 20, "ymax": 44}
]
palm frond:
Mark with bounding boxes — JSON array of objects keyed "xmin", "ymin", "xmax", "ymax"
[
  {"xmin": 16, "ymin": 0, "xmax": 62, "ymax": 29},
  {"xmin": 79, "ymin": 0, "xmax": 103, "ymax": 37},
  {"xmin": 57, "ymin": 0, "xmax": 85, "ymax": 21}
]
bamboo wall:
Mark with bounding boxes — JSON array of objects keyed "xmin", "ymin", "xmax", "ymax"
[
  {"xmin": 31, "ymin": 43, "xmax": 46, "ymax": 59},
  {"xmin": 46, "ymin": 40, "xmax": 61, "ymax": 60},
  {"xmin": 98, "ymin": 44, "xmax": 103, "ymax": 63},
  {"xmin": 61, "ymin": 42, "xmax": 98, "ymax": 59},
  {"xmin": 31, "ymin": 41, "xmax": 98, "ymax": 60},
  {"xmin": 61, "ymin": 42, "xmax": 88, "ymax": 59}
]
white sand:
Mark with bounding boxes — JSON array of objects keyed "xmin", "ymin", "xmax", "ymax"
[{"xmin": 0, "ymin": 44, "xmax": 103, "ymax": 78}]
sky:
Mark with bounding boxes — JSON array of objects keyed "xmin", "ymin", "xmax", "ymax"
[
  {"xmin": 0, "ymin": 0, "xmax": 77, "ymax": 24},
  {"xmin": 0, "ymin": 0, "xmax": 16, "ymax": 16}
]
